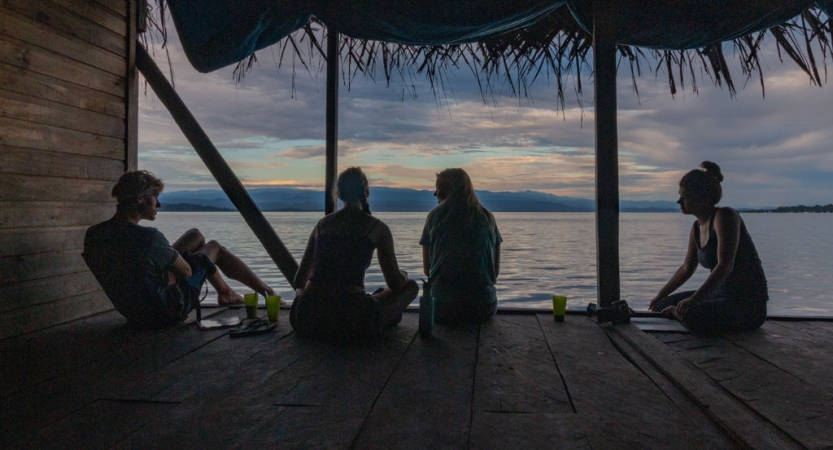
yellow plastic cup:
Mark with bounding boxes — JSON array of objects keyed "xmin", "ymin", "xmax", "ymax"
[
  {"xmin": 244, "ymin": 293, "xmax": 259, "ymax": 319},
  {"xmin": 552, "ymin": 295, "xmax": 567, "ymax": 322},
  {"xmin": 266, "ymin": 295, "xmax": 281, "ymax": 322}
]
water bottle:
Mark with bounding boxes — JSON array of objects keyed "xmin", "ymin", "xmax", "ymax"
[{"xmin": 419, "ymin": 279, "xmax": 434, "ymax": 336}]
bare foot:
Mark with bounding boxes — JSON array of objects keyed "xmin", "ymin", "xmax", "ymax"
[{"xmin": 217, "ymin": 290, "xmax": 244, "ymax": 305}]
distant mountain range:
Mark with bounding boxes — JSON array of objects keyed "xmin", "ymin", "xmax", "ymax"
[{"xmin": 159, "ymin": 187, "xmax": 683, "ymax": 212}]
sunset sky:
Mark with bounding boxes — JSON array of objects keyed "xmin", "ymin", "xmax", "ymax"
[{"xmin": 137, "ymin": 29, "xmax": 833, "ymax": 208}]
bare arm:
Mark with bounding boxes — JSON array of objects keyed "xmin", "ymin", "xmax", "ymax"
[
  {"xmin": 375, "ymin": 222, "xmax": 407, "ymax": 290},
  {"xmin": 170, "ymin": 254, "xmax": 193, "ymax": 279},
  {"xmin": 494, "ymin": 244, "xmax": 500, "ymax": 278},
  {"xmin": 422, "ymin": 246, "xmax": 430, "ymax": 278},
  {"xmin": 292, "ymin": 226, "xmax": 318, "ymax": 292},
  {"xmin": 649, "ymin": 225, "xmax": 699, "ymax": 310}
]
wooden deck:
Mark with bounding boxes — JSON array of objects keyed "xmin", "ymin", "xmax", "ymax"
[{"xmin": 1, "ymin": 307, "xmax": 831, "ymax": 449}]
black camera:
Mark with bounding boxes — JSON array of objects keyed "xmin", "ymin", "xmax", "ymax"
[{"xmin": 586, "ymin": 300, "xmax": 631, "ymax": 325}]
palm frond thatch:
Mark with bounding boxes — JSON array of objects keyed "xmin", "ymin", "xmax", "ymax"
[{"xmin": 144, "ymin": 2, "xmax": 832, "ymax": 109}]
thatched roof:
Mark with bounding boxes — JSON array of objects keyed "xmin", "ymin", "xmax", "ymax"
[{"xmin": 148, "ymin": 1, "xmax": 833, "ymax": 104}]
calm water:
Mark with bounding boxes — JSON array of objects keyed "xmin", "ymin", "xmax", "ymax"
[{"xmin": 153, "ymin": 212, "xmax": 833, "ymax": 316}]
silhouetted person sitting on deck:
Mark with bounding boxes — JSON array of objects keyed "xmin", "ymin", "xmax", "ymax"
[
  {"xmin": 83, "ymin": 170, "xmax": 275, "ymax": 329},
  {"xmin": 291, "ymin": 167, "xmax": 419, "ymax": 338},
  {"xmin": 649, "ymin": 161, "xmax": 768, "ymax": 333},
  {"xmin": 421, "ymin": 168, "xmax": 502, "ymax": 324}
]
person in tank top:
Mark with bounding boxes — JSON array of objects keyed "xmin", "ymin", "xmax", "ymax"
[
  {"xmin": 291, "ymin": 167, "xmax": 418, "ymax": 338},
  {"xmin": 649, "ymin": 161, "xmax": 768, "ymax": 333}
]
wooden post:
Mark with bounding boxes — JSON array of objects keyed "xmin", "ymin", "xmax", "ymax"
[
  {"xmin": 325, "ymin": 29, "xmax": 339, "ymax": 214},
  {"xmin": 593, "ymin": 0, "xmax": 620, "ymax": 307},
  {"xmin": 135, "ymin": 44, "xmax": 299, "ymax": 288},
  {"xmin": 125, "ymin": 0, "xmax": 139, "ymax": 171}
]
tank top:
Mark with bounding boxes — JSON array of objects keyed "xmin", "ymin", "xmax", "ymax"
[
  {"xmin": 694, "ymin": 209, "xmax": 768, "ymax": 302},
  {"xmin": 308, "ymin": 218, "xmax": 380, "ymax": 288}
]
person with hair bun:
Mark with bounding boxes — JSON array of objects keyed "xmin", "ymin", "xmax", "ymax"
[
  {"xmin": 84, "ymin": 170, "xmax": 275, "ymax": 329},
  {"xmin": 420, "ymin": 168, "xmax": 502, "ymax": 324},
  {"xmin": 649, "ymin": 161, "xmax": 768, "ymax": 333},
  {"xmin": 291, "ymin": 167, "xmax": 418, "ymax": 338}
]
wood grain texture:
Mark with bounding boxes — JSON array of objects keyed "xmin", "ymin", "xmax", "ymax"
[
  {"xmin": 473, "ymin": 314, "xmax": 572, "ymax": 414},
  {"xmin": 0, "ymin": 173, "xmax": 115, "ymax": 202},
  {"xmin": 0, "ymin": 307, "xmax": 236, "ymax": 446},
  {"xmin": 92, "ymin": 0, "xmax": 128, "ymax": 18},
  {"xmin": 538, "ymin": 316, "xmax": 721, "ymax": 449},
  {"xmin": 0, "ymin": 116, "xmax": 124, "ymax": 159},
  {"xmin": 2, "ymin": 0, "xmax": 126, "ymax": 54},
  {"xmin": 0, "ymin": 249, "xmax": 92, "ymax": 284},
  {"xmin": 0, "ymin": 7, "xmax": 125, "ymax": 75},
  {"xmin": 0, "ymin": 35, "xmax": 125, "ymax": 97},
  {"xmin": 0, "ymin": 145, "xmax": 124, "ymax": 180},
  {"xmin": 0, "ymin": 88, "xmax": 125, "ymax": 138},
  {"xmin": 352, "ymin": 321, "xmax": 479, "ymax": 450},
  {"xmin": 0, "ymin": 289, "xmax": 112, "ymax": 340},
  {"xmin": 657, "ymin": 324, "xmax": 832, "ymax": 450},
  {"xmin": 0, "ymin": 201, "xmax": 113, "ymax": 229},
  {"xmin": 0, "ymin": 270, "xmax": 102, "ymax": 313},
  {"xmin": 728, "ymin": 320, "xmax": 833, "ymax": 396},
  {"xmin": 0, "ymin": 64, "xmax": 124, "ymax": 117},
  {"xmin": 0, "ymin": 225, "xmax": 88, "ymax": 257}
]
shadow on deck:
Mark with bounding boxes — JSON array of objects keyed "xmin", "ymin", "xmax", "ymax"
[{"xmin": 1, "ymin": 307, "xmax": 831, "ymax": 449}]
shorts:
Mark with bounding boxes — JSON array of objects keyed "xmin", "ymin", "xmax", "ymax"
[
  {"xmin": 290, "ymin": 290, "xmax": 384, "ymax": 338},
  {"xmin": 160, "ymin": 252, "xmax": 217, "ymax": 324},
  {"xmin": 181, "ymin": 252, "xmax": 217, "ymax": 290}
]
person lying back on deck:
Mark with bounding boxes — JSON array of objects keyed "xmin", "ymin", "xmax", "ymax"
[
  {"xmin": 83, "ymin": 170, "xmax": 275, "ymax": 329},
  {"xmin": 649, "ymin": 161, "xmax": 768, "ymax": 333},
  {"xmin": 291, "ymin": 167, "xmax": 419, "ymax": 338},
  {"xmin": 421, "ymin": 168, "xmax": 502, "ymax": 324}
]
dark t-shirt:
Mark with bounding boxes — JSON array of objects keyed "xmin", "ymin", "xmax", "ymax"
[{"xmin": 83, "ymin": 220, "xmax": 184, "ymax": 328}]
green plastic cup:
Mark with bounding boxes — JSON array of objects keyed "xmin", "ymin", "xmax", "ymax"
[
  {"xmin": 244, "ymin": 293, "xmax": 259, "ymax": 319},
  {"xmin": 552, "ymin": 295, "xmax": 567, "ymax": 322},
  {"xmin": 266, "ymin": 295, "xmax": 281, "ymax": 322}
]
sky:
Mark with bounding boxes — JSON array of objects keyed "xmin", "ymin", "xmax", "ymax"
[{"xmin": 138, "ymin": 25, "xmax": 833, "ymax": 208}]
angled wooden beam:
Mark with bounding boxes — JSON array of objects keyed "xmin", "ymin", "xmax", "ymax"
[
  {"xmin": 325, "ymin": 29, "xmax": 339, "ymax": 215},
  {"xmin": 593, "ymin": 0, "xmax": 620, "ymax": 307},
  {"xmin": 135, "ymin": 44, "xmax": 299, "ymax": 288}
]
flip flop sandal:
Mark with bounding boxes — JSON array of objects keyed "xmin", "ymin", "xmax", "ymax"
[{"xmin": 229, "ymin": 319, "xmax": 276, "ymax": 338}]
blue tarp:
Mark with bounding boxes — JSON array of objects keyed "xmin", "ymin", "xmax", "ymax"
[
  {"xmin": 167, "ymin": 0, "xmax": 823, "ymax": 73},
  {"xmin": 567, "ymin": 0, "xmax": 815, "ymax": 50}
]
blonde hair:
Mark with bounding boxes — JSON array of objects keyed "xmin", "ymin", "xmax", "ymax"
[
  {"xmin": 435, "ymin": 168, "xmax": 492, "ymax": 223},
  {"xmin": 112, "ymin": 170, "xmax": 164, "ymax": 210}
]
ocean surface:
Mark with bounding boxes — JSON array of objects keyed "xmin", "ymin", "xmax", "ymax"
[{"xmin": 152, "ymin": 212, "xmax": 832, "ymax": 316}]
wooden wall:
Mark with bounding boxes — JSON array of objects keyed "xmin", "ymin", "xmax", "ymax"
[{"xmin": 0, "ymin": 0, "xmax": 137, "ymax": 338}]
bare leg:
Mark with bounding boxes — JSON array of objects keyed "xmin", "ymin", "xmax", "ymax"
[
  {"xmin": 372, "ymin": 279, "xmax": 419, "ymax": 326},
  {"xmin": 172, "ymin": 228, "xmax": 205, "ymax": 253},
  {"xmin": 196, "ymin": 240, "xmax": 275, "ymax": 305}
]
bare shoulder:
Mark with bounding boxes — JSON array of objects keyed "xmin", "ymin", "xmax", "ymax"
[
  {"xmin": 369, "ymin": 218, "xmax": 392, "ymax": 242},
  {"xmin": 714, "ymin": 207, "xmax": 741, "ymax": 228}
]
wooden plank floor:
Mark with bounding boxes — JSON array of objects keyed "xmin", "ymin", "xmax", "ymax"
[{"xmin": 1, "ymin": 308, "xmax": 831, "ymax": 449}]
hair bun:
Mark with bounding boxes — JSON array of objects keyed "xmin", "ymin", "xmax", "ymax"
[{"xmin": 700, "ymin": 161, "xmax": 724, "ymax": 183}]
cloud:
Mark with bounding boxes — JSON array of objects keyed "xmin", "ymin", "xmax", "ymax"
[{"xmin": 138, "ymin": 27, "xmax": 833, "ymax": 206}]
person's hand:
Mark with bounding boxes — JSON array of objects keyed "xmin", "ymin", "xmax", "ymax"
[
  {"xmin": 648, "ymin": 296, "xmax": 661, "ymax": 311},
  {"xmin": 661, "ymin": 305, "xmax": 677, "ymax": 319},
  {"xmin": 675, "ymin": 297, "xmax": 695, "ymax": 318}
]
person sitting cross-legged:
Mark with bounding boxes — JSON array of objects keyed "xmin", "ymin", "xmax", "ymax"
[{"xmin": 83, "ymin": 170, "xmax": 275, "ymax": 329}]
